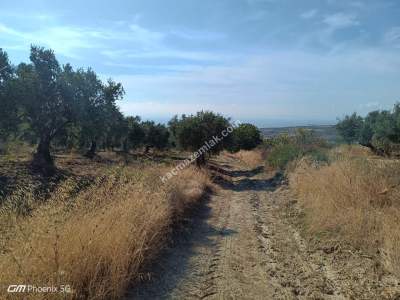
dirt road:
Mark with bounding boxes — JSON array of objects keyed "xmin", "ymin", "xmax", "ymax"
[{"xmin": 127, "ymin": 157, "xmax": 400, "ymax": 300}]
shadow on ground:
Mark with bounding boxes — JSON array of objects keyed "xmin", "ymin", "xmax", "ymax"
[
  {"xmin": 208, "ymin": 164, "xmax": 264, "ymax": 178},
  {"xmin": 127, "ymin": 192, "xmax": 237, "ymax": 299},
  {"xmin": 127, "ymin": 162, "xmax": 282, "ymax": 299},
  {"xmin": 210, "ymin": 164, "xmax": 284, "ymax": 192}
]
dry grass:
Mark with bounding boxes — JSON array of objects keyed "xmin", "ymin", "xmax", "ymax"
[
  {"xmin": 0, "ymin": 163, "xmax": 212, "ymax": 299},
  {"xmin": 289, "ymin": 145, "xmax": 400, "ymax": 276},
  {"xmin": 329, "ymin": 144, "xmax": 375, "ymax": 159},
  {"xmin": 228, "ymin": 149, "xmax": 265, "ymax": 168}
]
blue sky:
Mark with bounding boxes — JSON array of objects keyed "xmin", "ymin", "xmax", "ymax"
[{"xmin": 1, "ymin": 0, "xmax": 400, "ymax": 127}]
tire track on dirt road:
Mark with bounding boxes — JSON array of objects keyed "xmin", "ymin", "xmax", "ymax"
[
  {"xmin": 127, "ymin": 157, "xmax": 399, "ymax": 299},
  {"xmin": 127, "ymin": 158, "xmax": 280, "ymax": 299}
]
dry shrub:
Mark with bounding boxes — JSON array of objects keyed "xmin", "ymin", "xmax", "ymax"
[
  {"xmin": 229, "ymin": 149, "xmax": 265, "ymax": 168},
  {"xmin": 330, "ymin": 144, "xmax": 374, "ymax": 159},
  {"xmin": 290, "ymin": 151, "xmax": 400, "ymax": 276},
  {"xmin": 0, "ymin": 165, "xmax": 212, "ymax": 300}
]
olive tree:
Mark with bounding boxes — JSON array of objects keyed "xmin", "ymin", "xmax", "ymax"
[
  {"xmin": 14, "ymin": 46, "xmax": 78, "ymax": 173},
  {"xmin": 0, "ymin": 49, "xmax": 18, "ymax": 139},
  {"xmin": 171, "ymin": 111, "xmax": 232, "ymax": 166}
]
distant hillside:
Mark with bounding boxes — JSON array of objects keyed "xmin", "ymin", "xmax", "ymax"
[{"xmin": 260, "ymin": 125, "xmax": 339, "ymax": 143}]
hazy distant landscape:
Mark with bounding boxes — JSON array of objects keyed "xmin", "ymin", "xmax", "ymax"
[{"xmin": 261, "ymin": 125, "xmax": 339, "ymax": 143}]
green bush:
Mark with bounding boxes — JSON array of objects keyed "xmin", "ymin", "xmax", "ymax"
[
  {"xmin": 336, "ymin": 103, "xmax": 400, "ymax": 156},
  {"xmin": 267, "ymin": 143, "xmax": 302, "ymax": 169},
  {"xmin": 308, "ymin": 149, "xmax": 329, "ymax": 163},
  {"xmin": 266, "ymin": 129, "xmax": 330, "ymax": 169},
  {"xmin": 229, "ymin": 123, "xmax": 262, "ymax": 152}
]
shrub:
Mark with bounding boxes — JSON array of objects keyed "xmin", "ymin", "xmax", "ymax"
[
  {"xmin": 229, "ymin": 123, "xmax": 262, "ymax": 152},
  {"xmin": 267, "ymin": 143, "xmax": 302, "ymax": 169},
  {"xmin": 336, "ymin": 113, "xmax": 363, "ymax": 144},
  {"xmin": 265, "ymin": 129, "xmax": 329, "ymax": 170},
  {"xmin": 336, "ymin": 103, "xmax": 400, "ymax": 156}
]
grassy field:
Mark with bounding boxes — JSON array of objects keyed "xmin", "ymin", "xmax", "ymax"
[
  {"xmin": 0, "ymin": 151, "xmax": 213, "ymax": 300},
  {"xmin": 1, "ymin": 141, "xmax": 400, "ymax": 298},
  {"xmin": 289, "ymin": 145, "xmax": 400, "ymax": 278}
]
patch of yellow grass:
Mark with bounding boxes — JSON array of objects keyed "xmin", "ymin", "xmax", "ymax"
[
  {"xmin": 330, "ymin": 144, "xmax": 374, "ymax": 159},
  {"xmin": 0, "ymin": 164, "xmax": 212, "ymax": 299},
  {"xmin": 228, "ymin": 149, "xmax": 265, "ymax": 168},
  {"xmin": 289, "ymin": 148, "xmax": 400, "ymax": 276}
]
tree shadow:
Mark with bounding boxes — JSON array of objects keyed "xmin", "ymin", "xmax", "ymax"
[
  {"xmin": 115, "ymin": 151, "xmax": 187, "ymax": 164},
  {"xmin": 211, "ymin": 164, "xmax": 285, "ymax": 192},
  {"xmin": 231, "ymin": 172, "xmax": 285, "ymax": 192},
  {"xmin": 208, "ymin": 164, "xmax": 264, "ymax": 178}
]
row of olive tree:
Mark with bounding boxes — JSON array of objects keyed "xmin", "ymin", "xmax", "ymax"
[
  {"xmin": 336, "ymin": 103, "xmax": 400, "ymax": 155},
  {"xmin": 0, "ymin": 47, "xmax": 170, "ymax": 173},
  {"xmin": 0, "ymin": 46, "xmax": 263, "ymax": 172},
  {"xmin": 169, "ymin": 111, "xmax": 262, "ymax": 165}
]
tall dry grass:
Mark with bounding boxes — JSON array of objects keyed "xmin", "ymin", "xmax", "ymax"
[
  {"xmin": 228, "ymin": 149, "xmax": 265, "ymax": 168},
  {"xmin": 0, "ymin": 164, "xmax": 212, "ymax": 299},
  {"xmin": 289, "ymin": 146, "xmax": 400, "ymax": 276}
]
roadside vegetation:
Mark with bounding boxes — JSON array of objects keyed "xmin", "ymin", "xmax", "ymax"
[
  {"xmin": 264, "ymin": 107, "xmax": 400, "ymax": 280},
  {"xmin": 0, "ymin": 155, "xmax": 213, "ymax": 300},
  {"xmin": 289, "ymin": 146, "xmax": 400, "ymax": 277},
  {"xmin": 336, "ymin": 103, "xmax": 400, "ymax": 156},
  {"xmin": 264, "ymin": 128, "xmax": 330, "ymax": 170}
]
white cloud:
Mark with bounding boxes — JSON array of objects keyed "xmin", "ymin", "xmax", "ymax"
[
  {"xmin": 384, "ymin": 27, "xmax": 400, "ymax": 48},
  {"xmin": 129, "ymin": 24, "xmax": 164, "ymax": 47},
  {"xmin": 323, "ymin": 13, "xmax": 359, "ymax": 31},
  {"xmin": 107, "ymin": 48, "xmax": 400, "ymax": 121},
  {"xmin": 0, "ymin": 23, "xmax": 107, "ymax": 58},
  {"xmin": 300, "ymin": 9, "xmax": 318, "ymax": 19}
]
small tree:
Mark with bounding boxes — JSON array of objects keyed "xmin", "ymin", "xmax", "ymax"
[
  {"xmin": 0, "ymin": 49, "xmax": 18, "ymax": 139},
  {"xmin": 125, "ymin": 116, "xmax": 145, "ymax": 151},
  {"xmin": 229, "ymin": 123, "xmax": 262, "ymax": 152},
  {"xmin": 336, "ymin": 104, "xmax": 400, "ymax": 156},
  {"xmin": 167, "ymin": 115, "xmax": 180, "ymax": 147},
  {"xmin": 336, "ymin": 113, "xmax": 363, "ymax": 144},
  {"xmin": 172, "ymin": 111, "xmax": 232, "ymax": 166},
  {"xmin": 79, "ymin": 75, "xmax": 124, "ymax": 158},
  {"xmin": 142, "ymin": 121, "xmax": 169, "ymax": 153}
]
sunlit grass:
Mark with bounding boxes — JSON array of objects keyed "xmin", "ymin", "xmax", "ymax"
[
  {"xmin": 0, "ymin": 161, "xmax": 212, "ymax": 300},
  {"xmin": 290, "ymin": 145, "xmax": 400, "ymax": 277}
]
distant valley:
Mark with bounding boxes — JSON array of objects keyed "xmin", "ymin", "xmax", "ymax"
[{"xmin": 260, "ymin": 125, "xmax": 339, "ymax": 143}]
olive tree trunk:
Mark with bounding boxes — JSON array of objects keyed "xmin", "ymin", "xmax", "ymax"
[
  {"xmin": 32, "ymin": 134, "xmax": 55, "ymax": 175},
  {"xmin": 85, "ymin": 140, "xmax": 97, "ymax": 158}
]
